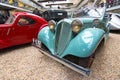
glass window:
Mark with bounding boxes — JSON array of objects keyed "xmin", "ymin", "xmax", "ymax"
[
  {"xmin": 18, "ymin": 17, "xmax": 35, "ymax": 26},
  {"xmin": 5, "ymin": 15, "xmax": 15, "ymax": 24}
]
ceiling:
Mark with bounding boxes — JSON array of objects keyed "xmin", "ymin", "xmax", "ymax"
[
  {"xmin": 0, "ymin": 3, "xmax": 32, "ymax": 12},
  {"xmin": 0, "ymin": 3, "xmax": 15, "ymax": 10},
  {"xmin": 0, "ymin": 0, "xmax": 100, "ymax": 11},
  {"xmin": 38, "ymin": 0, "xmax": 67, "ymax": 2},
  {"xmin": 35, "ymin": 0, "xmax": 83, "ymax": 9}
]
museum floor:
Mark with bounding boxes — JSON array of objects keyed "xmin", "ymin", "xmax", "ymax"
[{"xmin": 0, "ymin": 32, "xmax": 120, "ymax": 80}]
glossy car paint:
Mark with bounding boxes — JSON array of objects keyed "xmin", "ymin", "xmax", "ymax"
[
  {"xmin": 109, "ymin": 13, "xmax": 120, "ymax": 30},
  {"xmin": 35, "ymin": 6, "xmax": 110, "ymax": 76},
  {"xmin": 0, "ymin": 12, "xmax": 48, "ymax": 49},
  {"xmin": 38, "ymin": 7, "xmax": 110, "ymax": 57}
]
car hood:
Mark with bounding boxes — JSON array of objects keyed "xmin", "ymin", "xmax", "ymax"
[{"xmin": 54, "ymin": 18, "xmax": 95, "ymax": 56}]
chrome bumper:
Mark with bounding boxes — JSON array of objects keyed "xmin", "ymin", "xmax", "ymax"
[{"xmin": 32, "ymin": 39, "xmax": 90, "ymax": 77}]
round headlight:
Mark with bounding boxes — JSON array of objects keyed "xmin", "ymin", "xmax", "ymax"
[
  {"xmin": 71, "ymin": 20, "xmax": 82, "ymax": 33},
  {"xmin": 48, "ymin": 20, "xmax": 56, "ymax": 30}
]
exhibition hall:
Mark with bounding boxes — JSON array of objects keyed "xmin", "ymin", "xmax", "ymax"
[{"xmin": 0, "ymin": 0, "xmax": 120, "ymax": 79}]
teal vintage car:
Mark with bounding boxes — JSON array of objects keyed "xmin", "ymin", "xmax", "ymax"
[{"xmin": 33, "ymin": 6, "xmax": 111, "ymax": 76}]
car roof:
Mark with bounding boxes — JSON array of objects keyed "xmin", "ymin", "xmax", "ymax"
[
  {"xmin": 13, "ymin": 12, "xmax": 40, "ymax": 18},
  {"xmin": 12, "ymin": 12, "xmax": 47, "ymax": 23}
]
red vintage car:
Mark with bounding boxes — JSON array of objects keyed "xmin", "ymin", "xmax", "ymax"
[{"xmin": 0, "ymin": 12, "xmax": 48, "ymax": 49}]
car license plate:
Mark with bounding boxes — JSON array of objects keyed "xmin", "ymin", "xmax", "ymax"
[
  {"xmin": 33, "ymin": 38, "xmax": 41, "ymax": 48},
  {"xmin": 58, "ymin": 13, "xmax": 63, "ymax": 15}
]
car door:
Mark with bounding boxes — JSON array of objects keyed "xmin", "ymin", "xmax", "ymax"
[
  {"xmin": 14, "ymin": 16, "xmax": 39, "ymax": 44},
  {"xmin": 8, "ymin": 16, "xmax": 31, "ymax": 45},
  {"xmin": 24, "ymin": 17, "xmax": 38, "ymax": 39},
  {"xmin": 5, "ymin": 15, "xmax": 38, "ymax": 46}
]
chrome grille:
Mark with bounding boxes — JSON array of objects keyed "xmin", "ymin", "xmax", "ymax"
[{"xmin": 54, "ymin": 21, "xmax": 72, "ymax": 55}]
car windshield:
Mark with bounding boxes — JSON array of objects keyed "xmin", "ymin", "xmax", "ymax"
[
  {"xmin": 5, "ymin": 15, "xmax": 15, "ymax": 24},
  {"xmin": 72, "ymin": 7, "xmax": 104, "ymax": 18}
]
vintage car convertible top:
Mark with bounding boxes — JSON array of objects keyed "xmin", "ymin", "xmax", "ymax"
[{"xmin": 33, "ymin": 5, "xmax": 111, "ymax": 76}]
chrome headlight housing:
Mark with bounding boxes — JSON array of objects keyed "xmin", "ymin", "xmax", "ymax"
[
  {"xmin": 48, "ymin": 20, "xmax": 56, "ymax": 30},
  {"xmin": 71, "ymin": 19, "xmax": 82, "ymax": 33}
]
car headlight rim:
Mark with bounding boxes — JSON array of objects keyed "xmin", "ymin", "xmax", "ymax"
[
  {"xmin": 71, "ymin": 19, "xmax": 82, "ymax": 33},
  {"xmin": 48, "ymin": 20, "xmax": 56, "ymax": 30}
]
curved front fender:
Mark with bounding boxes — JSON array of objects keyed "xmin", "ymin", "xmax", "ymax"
[
  {"xmin": 38, "ymin": 26, "xmax": 54, "ymax": 53},
  {"xmin": 61, "ymin": 28, "xmax": 105, "ymax": 58}
]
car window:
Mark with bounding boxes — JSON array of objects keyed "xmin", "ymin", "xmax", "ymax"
[
  {"xmin": 18, "ymin": 17, "xmax": 36, "ymax": 26},
  {"xmin": 5, "ymin": 15, "xmax": 15, "ymax": 24}
]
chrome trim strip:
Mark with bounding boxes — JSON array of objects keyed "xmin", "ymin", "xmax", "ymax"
[{"xmin": 7, "ymin": 28, "xmax": 10, "ymax": 35}]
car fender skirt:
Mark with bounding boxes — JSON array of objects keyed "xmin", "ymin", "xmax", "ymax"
[
  {"xmin": 38, "ymin": 27, "xmax": 54, "ymax": 53},
  {"xmin": 61, "ymin": 28, "xmax": 105, "ymax": 58}
]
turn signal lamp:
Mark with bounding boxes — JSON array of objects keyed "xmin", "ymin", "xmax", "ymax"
[{"xmin": 48, "ymin": 20, "xmax": 56, "ymax": 30}]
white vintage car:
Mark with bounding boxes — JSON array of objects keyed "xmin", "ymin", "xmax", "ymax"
[{"xmin": 109, "ymin": 13, "xmax": 120, "ymax": 30}]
